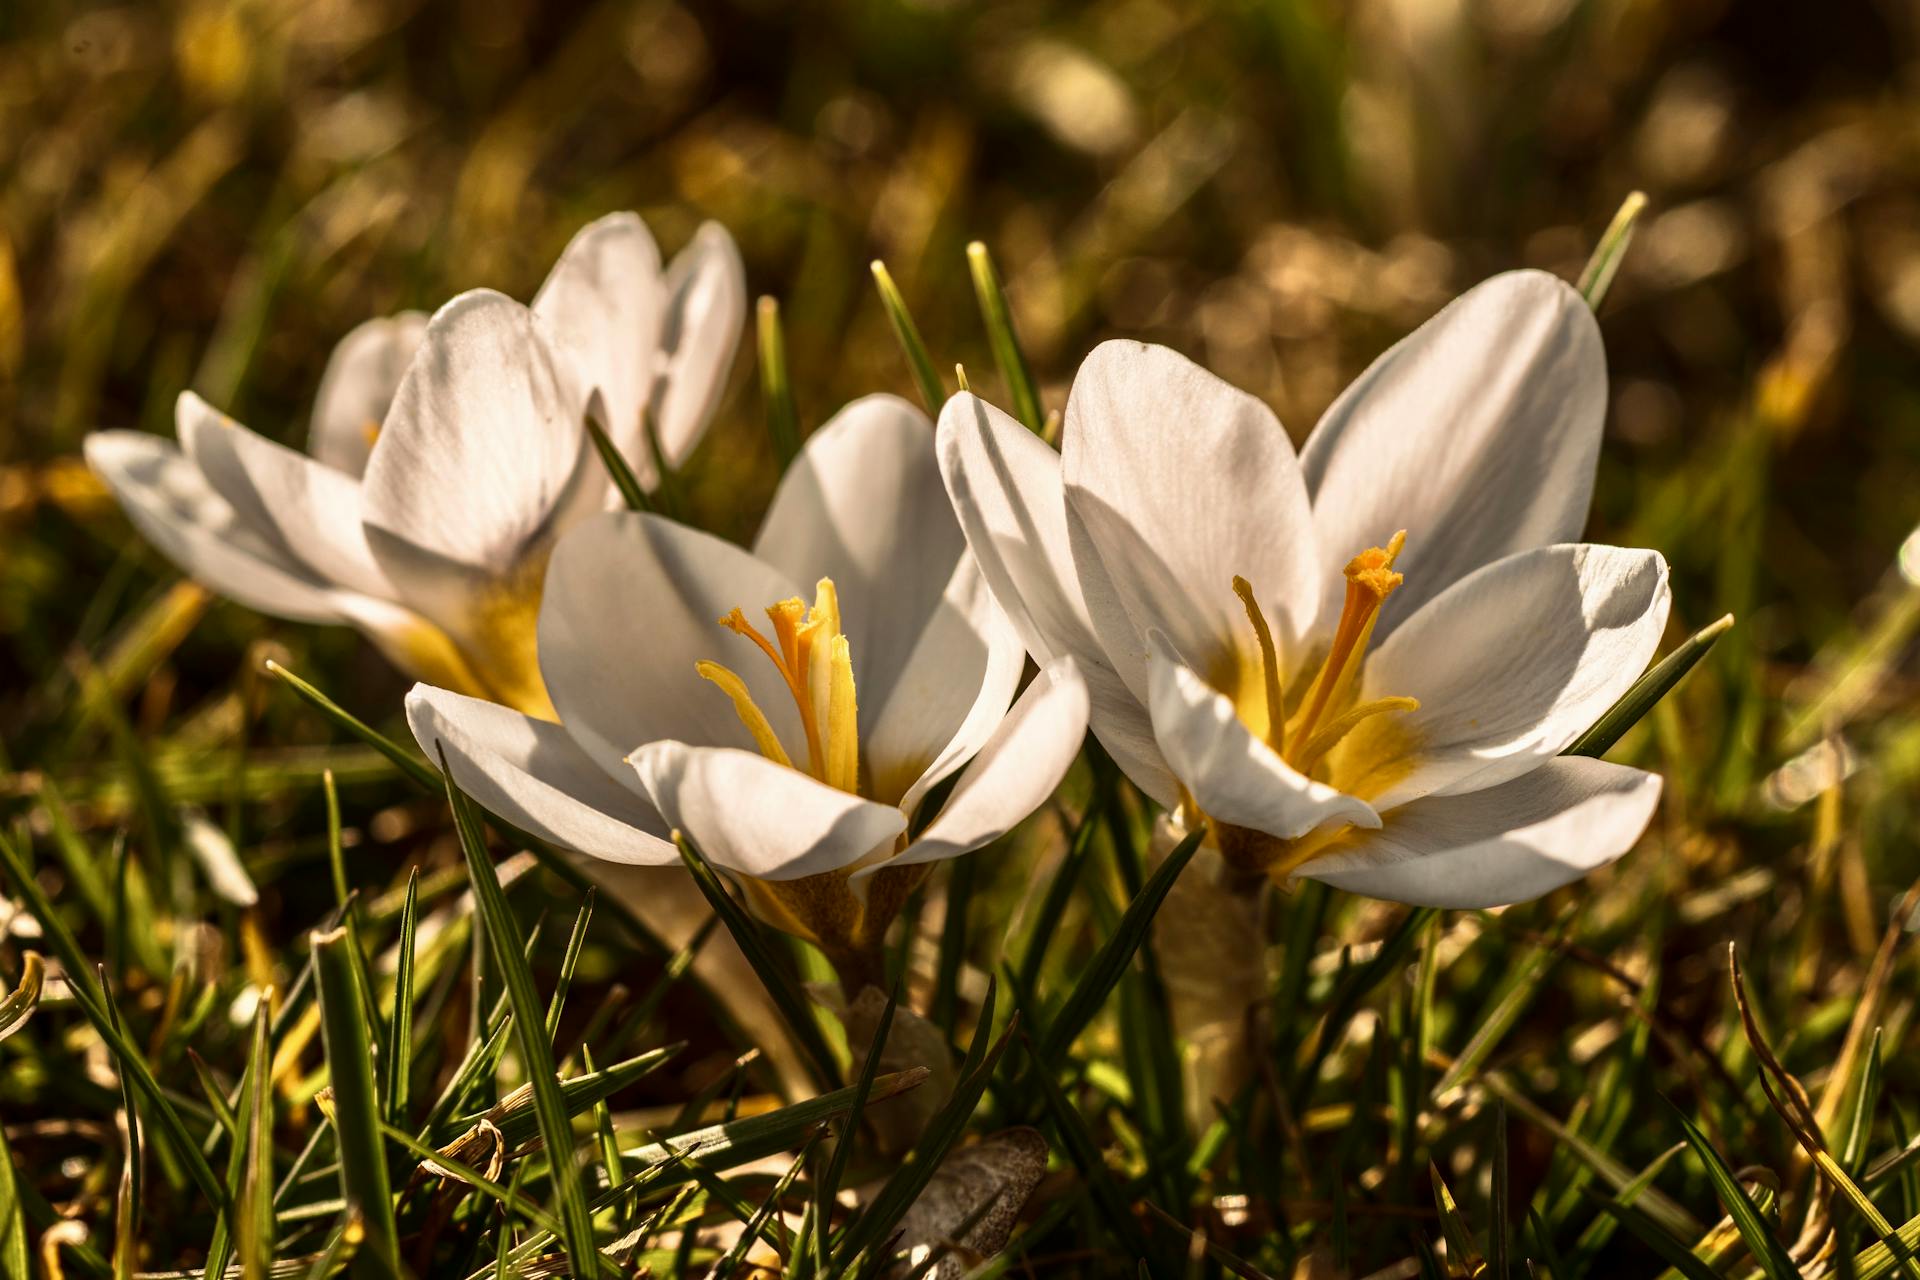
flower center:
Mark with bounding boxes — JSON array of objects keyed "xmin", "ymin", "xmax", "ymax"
[
  {"xmin": 697, "ymin": 577, "xmax": 861, "ymax": 795},
  {"xmin": 1231, "ymin": 530, "xmax": 1420, "ymax": 784}
]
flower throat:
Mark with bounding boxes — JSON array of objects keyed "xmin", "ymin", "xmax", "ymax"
[
  {"xmin": 1232, "ymin": 530, "xmax": 1419, "ymax": 780},
  {"xmin": 696, "ymin": 577, "xmax": 861, "ymax": 794}
]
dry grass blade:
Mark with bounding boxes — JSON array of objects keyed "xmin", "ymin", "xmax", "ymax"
[{"xmin": 0, "ymin": 952, "xmax": 44, "ymax": 1044}]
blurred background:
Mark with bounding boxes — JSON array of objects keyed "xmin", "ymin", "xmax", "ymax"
[{"xmin": 6, "ymin": 0, "xmax": 1920, "ymax": 1268}]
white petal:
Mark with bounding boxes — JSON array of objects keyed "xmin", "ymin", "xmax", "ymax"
[
  {"xmin": 540, "ymin": 511, "xmax": 805, "ymax": 781},
  {"xmin": 629, "ymin": 742, "xmax": 906, "ymax": 880},
  {"xmin": 82, "ymin": 430, "xmax": 342, "ymax": 623},
  {"xmin": 1301, "ymin": 270, "xmax": 1606, "ymax": 635},
  {"xmin": 753, "ymin": 395, "xmax": 962, "ymax": 720},
  {"xmin": 652, "ymin": 221, "xmax": 747, "ymax": 469},
  {"xmin": 1062, "ymin": 340, "xmax": 1324, "ymax": 677},
  {"xmin": 361, "ymin": 290, "xmax": 595, "ymax": 578},
  {"xmin": 871, "ymin": 657, "xmax": 1090, "ymax": 875},
  {"xmin": 176, "ymin": 392, "xmax": 395, "ymax": 599},
  {"xmin": 1147, "ymin": 632, "xmax": 1378, "ymax": 841},
  {"xmin": 1299, "ymin": 758, "xmax": 1661, "ymax": 908},
  {"xmin": 532, "ymin": 213, "xmax": 666, "ymax": 483},
  {"xmin": 309, "ymin": 312, "xmax": 428, "ymax": 479},
  {"xmin": 406, "ymin": 684, "xmax": 675, "ymax": 865},
  {"xmin": 1356, "ymin": 544, "xmax": 1671, "ymax": 809},
  {"xmin": 935, "ymin": 391, "xmax": 1178, "ymax": 805},
  {"xmin": 866, "ymin": 556, "xmax": 1026, "ymax": 816}
]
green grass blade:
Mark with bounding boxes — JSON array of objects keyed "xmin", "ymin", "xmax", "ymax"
[
  {"xmin": 546, "ymin": 888, "xmax": 593, "ymax": 1042},
  {"xmin": 869, "ymin": 260, "xmax": 945, "ymax": 414},
  {"xmin": 1564, "ymin": 615, "xmax": 1733, "ymax": 758},
  {"xmin": 757, "ymin": 295, "xmax": 802, "ymax": 471},
  {"xmin": 0, "ymin": 1123, "xmax": 28, "ymax": 1280},
  {"xmin": 714, "ymin": 1137, "xmax": 817, "ymax": 1277},
  {"xmin": 264, "ymin": 661, "xmax": 437, "ymax": 790},
  {"xmin": 377, "ymin": 1122, "xmax": 560, "ymax": 1235},
  {"xmin": 1577, "ymin": 190, "xmax": 1649, "ymax": 310},
  {"xmin": 601, "ymin": 1066, "xmax": 929, "ymax": 1192},
  {"xmin": 1665, "ymin": 1098, "xmax": 1799, "ymax": 1280},
  {"xmin": 1016, "ymin": 772, "xmax": 1111, "ymax": 999},
  {"xmin": 384, "ymin": 869, "xmax": 418, "ymax": 1127},
  {"xmin": 965, "ymin": 241, "xmax": 1043, "ymax": 434},
  {"xmin": 203, "ymin": 1008, "xmax": 262, "ymax": 1280},
  {"xmin": 832, "ymin": 1004, "xmax": 1015, "ymax": 1271},
  {"xmin": 1027, "ymin": 1037, "xmax": 1154, "ymax": 1264},
  {"xmin": 1430, "ymin": 1162, "xmax": 1486, "ymax": 1277},
  {"xmin": 1434, "ymin": 915, "xmax": 1570, "ymax": 1098},
  {"xmin": 673, "ymin": 833, "xmax": 841, "ymax": 1089},
  {"xmin": 103, "ymin": 985, "xmax": 140, "ymax": 1280},
  {"xmin": 817, "ymin": 982, "xmax": 897, "ymax": 1263},
  {"xmin": 0, "ymin": 831, "xmax": 230, "ymax": 1220},
  {"xmin": 312, "ymin": 925, "xmax": 401, "ymax": 1278},
  {"xmin": 585, "ymin": 413, "xmax": 656, "ymax": 513},
  {"xmin": 449, "ymin": 1044, "xmax": 682, "ymax": 1151},
  {"xmin": 1036, "ymin": 825, "xmax": 1201, "ymax": 1064},
  {"xmin": 929, "ymin": 857, "xmax": 974, "ymax": 1040},
  {"xmin": 442, "ymin": 755, "xmax": 604, "ymax": 1279},
  {"xmin": 239, "ymin": 1000, "xmax": 275, "ymax": 1280}
]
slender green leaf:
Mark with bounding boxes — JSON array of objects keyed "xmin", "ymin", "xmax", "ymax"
[
  {"xmin": 585, "ymin": 413, "xmax": 655, "ymax": 513},
  {"xmin": 384, "ymin": 869, "xmax": 418, "ymax": 1126},
  {"xmin": 714, "ymin": 1136, "xmax": 817, "ymax": 1277},
  {"xmin": 0, "ymin": 1123, "xmax": 28, "ymax": 1280},
  {"xmin": 870, "ymin": 260, "xmax": 945, "ymax": 414},
  {"xmin": 1577, "ymin": 190, "xmax": 1649, "ymax": 310},
  {"xmin": 443, "ymin": 757, "xmax": 605, "ymax": 1279},
  {"xmin": 0, "ymin": 831, "xmax": 230, "ymax": 1220},
  {"xmin": 965, "ymin": 241, "xmax": 1043, "ymax": 434},
  {"xmin": 757, "ymin": 295, "xmax": 802, "ymax": 470},
  {"xmin": 674, "ymin": 833, "xmax": 840, "ymax": 1088},
  {"xmin": 1037, "ymin": 826, "xmax": 1202, "ymax": 1064},
  {"xmin": 1665, "ymin": 1098, "xmax": 1798, "ymax": 1280},
  {"xmin": 378, "ymin": 1121, "xmax": 560, "ymax": 1235},
  {"xmin": 239, "ymin": 1000, "xmax": 275, "ymax": 1280},
  {"xmin": 602, "ymin": 1066, "xmax": 930, "ymax": 1190},
  {"xmin": 264, "ymin": 662, "xmax": 437, "ymax": 790},
  {"xmin": 312, "ymin": 925, "xmax": 400, "ymax": 1278},
  {"xmin": 546, "ymin": 888, "xmax": 593, "ymax": 1042},
  {"xmin": 1028, "ymin": 1037, "xmax": 1154, "ymax": 1264},
  {"xmin": 1564, "ymin": 615, "xmax": 1733, "ymax": 758},
  {"xmin": 833, "ymin": 991, "xmax": 1013, "ymax": 1272}
]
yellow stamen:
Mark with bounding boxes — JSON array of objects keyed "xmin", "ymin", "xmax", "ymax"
[
  {"xmin": 703, "ymin": 576, "xmax": 862, "ymax": 794},
  {"xmin": 695, "ymin": 660, "xmax": 793, "ymax": 768},
  {"xmin": 825, "ymin": 635, "xmax": 859, "ymax": 792},
  {"xmin": 1231, "ymin": 575, "xmax": 1286, "ymax": 755},
  {"xmin": 1288, "ymin": 529, "xmax": 1406, "ymax": 750},
  {"xmin": 1288, "ymin": 695, "xmax": 1420, "ymax": 777}
]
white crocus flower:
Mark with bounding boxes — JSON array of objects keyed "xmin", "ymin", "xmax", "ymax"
[
  {"xmin": 407, "ymin": 397, "xmax": 1091, "ymax": 985},
  {"xmin": 937, "ymin": 270, "xmax": 1671, "ymax": 909},
  {"xmin": 83, "ymin": 213, "xmax": 745, "ymax": 718}
]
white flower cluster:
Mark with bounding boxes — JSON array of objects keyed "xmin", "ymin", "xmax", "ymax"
[{"xmin": 88, "ymin": 213, "xmax": 1670, "ymax": 970}]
